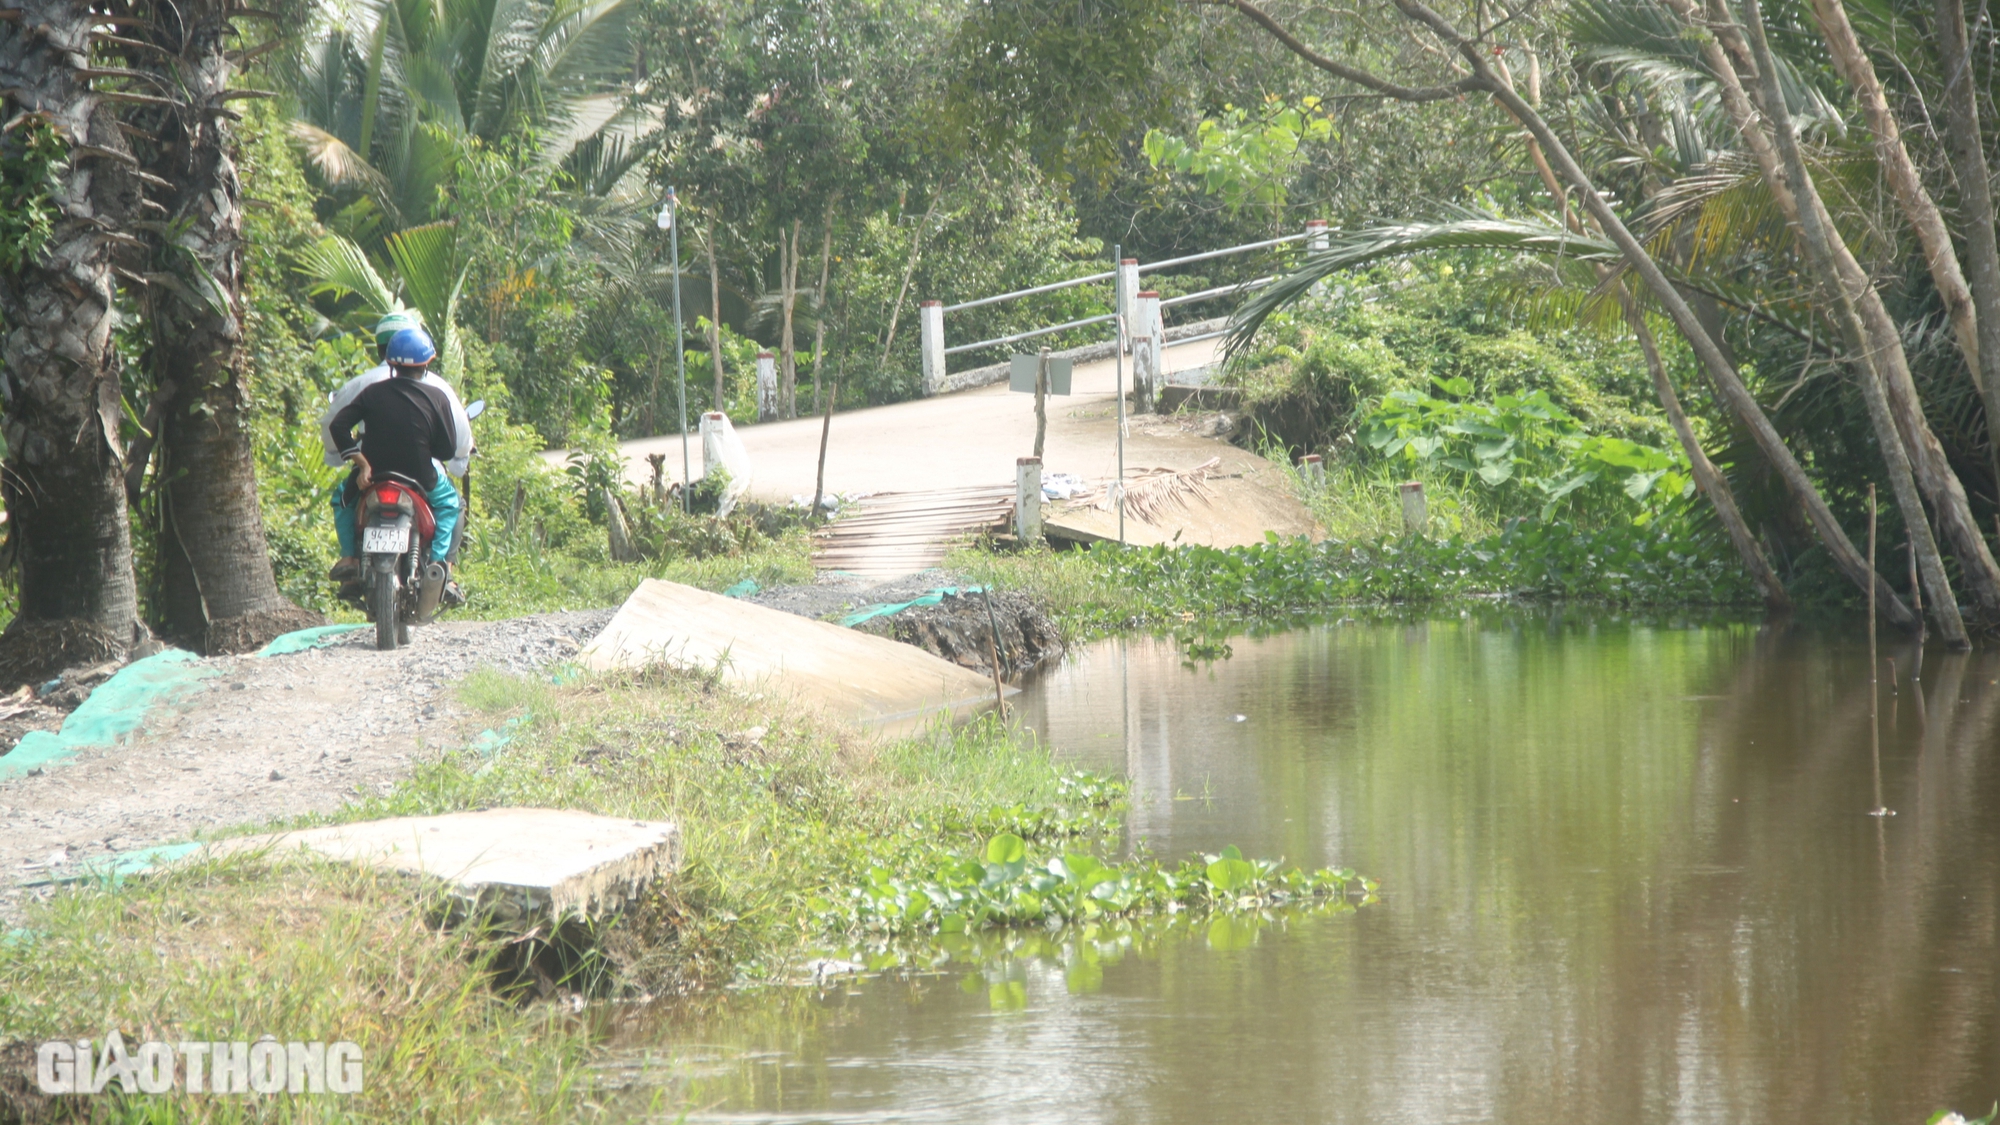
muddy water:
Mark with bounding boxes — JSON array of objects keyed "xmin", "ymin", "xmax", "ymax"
[{"xmin": 625, "ymin": 613, "xmax": 2000, "ymax": 1123}]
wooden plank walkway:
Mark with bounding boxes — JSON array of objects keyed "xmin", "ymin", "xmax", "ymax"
[{"xmin": 812, "ymin": 486, "xmax": 1015, "ymax": 579}]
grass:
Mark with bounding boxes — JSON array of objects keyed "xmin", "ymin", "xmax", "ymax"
[
  {"xmin": 1293, "ymin": 458, "xmax": 1502, "ymax": 542},
  {"xmin": 0, "ymin": 663, "xmax": 1088, "ymax": 1120},
  {"xmin": 308, "ymin": 524, "xmax": 815, "ymax": 624},
  {"xmin": 450, "ymin": 527, "xmax": 815, "ymax": 620},
  {"xmin": 0, "ymin": 852, "xmax": 591, "ymax": 1122}
]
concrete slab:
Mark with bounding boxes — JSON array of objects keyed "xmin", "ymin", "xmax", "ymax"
[
  {"xmin": 216, "ymin": 808, "xmax": 679, "ymax": 920},
  {"xmin": 580, "ymin": 578, "xmax": 1002, "ymax": 733}
]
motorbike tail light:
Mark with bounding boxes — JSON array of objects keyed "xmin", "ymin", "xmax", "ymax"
[{"xmin": 378, "ymin": 486, "xmax": 401, "ymax": 505}]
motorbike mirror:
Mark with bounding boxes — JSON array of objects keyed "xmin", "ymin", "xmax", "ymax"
[{"xmin": 465, "ymin": 399, "xmax": 487, "ymax": 420}]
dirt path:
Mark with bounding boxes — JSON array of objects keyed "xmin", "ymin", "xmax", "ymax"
[{"xmin": 0, "ymin": 611, "xmax": 610, "ymax": 919}]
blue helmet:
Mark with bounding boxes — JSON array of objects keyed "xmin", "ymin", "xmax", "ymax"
[{"xmin": 384, "ymin": 327, "xmax": 437, "ymax": 368}]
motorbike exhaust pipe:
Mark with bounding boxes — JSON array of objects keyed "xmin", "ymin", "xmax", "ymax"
[{"xmin": 416, "ymin": 561, "xmax": 447, "ymax": 623}]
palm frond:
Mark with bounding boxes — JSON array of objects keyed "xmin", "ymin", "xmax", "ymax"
[
  {"xmin": 384, "ymin": 221, "xmax": 462, "ymax": 327},
  {"xmin": 1225, "ymin": 217, "xmax": 1625, "ymax": 356},
  {"xmin": 295, "ymin": 233, "xmax": 399, "ymax": 317},
  {"xmin": 288, "ymin": 121, "xmax": 395, "ymax": 202}
]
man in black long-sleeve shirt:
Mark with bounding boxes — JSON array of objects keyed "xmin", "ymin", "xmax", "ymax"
[{"xmin": 326, "ymin": 328, "xmax": 462, "ymax": 584}]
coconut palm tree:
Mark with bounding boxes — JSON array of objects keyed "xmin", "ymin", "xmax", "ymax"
[
  {"xmin": 286, "ymin": 0, "xmax": 654, "ymax": 242},
  {"xmin": 106, "ymin": 0, "xmax": 324, "ymax": 652},
  {"xmin": 0, "ymin": 0, "xmax": 149, "ymax": 682}
]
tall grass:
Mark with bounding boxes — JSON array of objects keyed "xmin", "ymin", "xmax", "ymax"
[{"xmin": 0, "ymin": 853, "xmax": 590, "ymax": 1122}]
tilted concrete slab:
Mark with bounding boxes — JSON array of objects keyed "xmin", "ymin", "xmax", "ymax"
[
  {"xmin": 215, "ymin": 808, "xmax": 679, "ymax": 921},
  {"xmin": 580, "ymin": 578, "xmax": 1002, "ymax": 734}
]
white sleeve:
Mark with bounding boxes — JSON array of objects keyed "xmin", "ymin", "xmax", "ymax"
[
  {"xmin": 318, "ymin": 369, "xmax": 386, "ymax": 468},
  {"xmin": 426, "ymin": 374, "xmax": 474, "ymax": 477}
]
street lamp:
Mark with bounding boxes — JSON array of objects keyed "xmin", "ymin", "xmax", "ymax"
[{"xmin": 658, "ymin": 186, "xmax": 690, "ymax": 513}]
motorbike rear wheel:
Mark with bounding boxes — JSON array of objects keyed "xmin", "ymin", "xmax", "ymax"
[{"xmin": 371, "ymin": 568, "xmax": 399, "ymax": 650}]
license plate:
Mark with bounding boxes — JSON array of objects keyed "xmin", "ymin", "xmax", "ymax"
[{"xmin": 363, "ymin": 525, "xmax": 408, "ymax": 554}]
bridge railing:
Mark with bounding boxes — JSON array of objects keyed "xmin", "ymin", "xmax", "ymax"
[{"xmin": 917, "ymin": 220, "xmax": 1330, "ymax": 393}]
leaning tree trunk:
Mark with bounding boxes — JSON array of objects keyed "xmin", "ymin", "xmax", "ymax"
[
  {"xmin": 1936, "ymin": 0, "xmax": 2000, "ymax": 480},
  {"xmin": 1793, "ymin": 0, "xmax": 2000, "ymax": 618},
  {"xmin": 128, "ymin": 0, "xmax": 318, "ymax": 653},
  {"xmin": 0, "ymin": 0, "xmax": 148, "ymax": 686},
  {"xmin": 1736, "ymin": 0, "xmax": 1968, "ymax": 646},
  {"xmin": 1217, "ymin": 0, "xmax": 1917, "ymax": 626}
]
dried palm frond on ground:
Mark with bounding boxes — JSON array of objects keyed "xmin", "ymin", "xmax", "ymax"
[{"xmin": 1101, "ymin": 458, "xmax": 1222, "ymax": 524}]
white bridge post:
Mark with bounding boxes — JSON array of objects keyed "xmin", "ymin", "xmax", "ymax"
[
  {"xmin": 755, "ymin": 351, "xmax": 777, "ymax": 421},
  {"xmin": 1133, "ymin": 290, "xmax": 1163, "ymax": 413},
  {"xmin": 919, "ymin": 300, "xmax": 945, "ymax": 396},
  {"xmin": 1015, "ymin": 456, "xmax": 1042, "ymax": 543},
  {"xmin": 1116, "ymin": 258, "xmax": 1140, "ymax": 350}
]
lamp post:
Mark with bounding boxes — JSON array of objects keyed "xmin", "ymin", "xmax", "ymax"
[{"xmin": 658, "ymin": 186, "xmax": 691, "ymax": 513}]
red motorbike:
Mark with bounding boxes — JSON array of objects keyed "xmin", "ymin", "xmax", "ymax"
[{"xmin": 351, "ymin": 472, "xmax": 449, "ymax": 650}]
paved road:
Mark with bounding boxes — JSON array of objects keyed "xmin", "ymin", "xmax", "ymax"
[{"xmin": 610, "ymin": 338, "xmax": 1226, "ymax": 501}]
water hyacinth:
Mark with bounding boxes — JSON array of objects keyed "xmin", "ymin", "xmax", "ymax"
[{"xmin": 812, "ymin": 836, "xmax": 1376, "ymax": 938}]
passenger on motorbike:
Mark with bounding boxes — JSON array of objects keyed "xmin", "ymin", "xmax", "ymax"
[
  {"xmin": 324, "ymin": 328, "xmax": 464, "ymax": 599},
  {"xmin": 320, "ymin": 313, "xmax": 471, "ymax": 585}
]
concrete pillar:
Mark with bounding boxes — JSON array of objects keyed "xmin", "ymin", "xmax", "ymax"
[
  {"xmin": 1400, "ymin": 481, "xmax": 1429, "ymax": 536},
  {"xmin": 919, "ymin": 300, "xmax": 945, "ymax": 396},
  {"xmin": 1016, "ymin": 457, "xmax": 1043, "ymax": 543},
  {"xmin": 755, "ymin": 351, "xmax": 777, "ymax": 421},
  {"xmin": 1133, "ymin": 290, "xmax": 1163, "ymax": 413},
  {"xmin": 1298, "ymin": 453, "xmax": 1325, "ymax": 493},
  {"xmin": 1116, "ymin": 259, "xmax": 1141, "ymax": 340}
]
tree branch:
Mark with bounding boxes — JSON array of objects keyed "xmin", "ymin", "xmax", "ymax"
[{"xmin": 1199, "ymin": 0, "xmax": 1486, "ymax": 102}]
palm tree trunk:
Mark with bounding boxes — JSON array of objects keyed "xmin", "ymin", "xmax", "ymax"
[
  {"xmin": 1737, "ymin": 0, "xmax": 1967, "ymax": 645},
  {"xmin": 0, "ymin": 0, "xmax": 147, "ymax": 684},
  {"xmin": 1629, "ymin": 300, "xmax": 1792, "ymax": 610},
  {"xmin": 1798, "ymin": 0, "xmax": 2000, "ymax": 617},
  {"xmin": 1492, "ymin": 68, "xmax": 1791, "ymax": 609},
  {"xmin": 132, "ymin": 0, "xmax": 319, "ymax": 653},
  {"xmin": 1936, "ymin": 0, "xmax": 2000, "ymax": 482}
]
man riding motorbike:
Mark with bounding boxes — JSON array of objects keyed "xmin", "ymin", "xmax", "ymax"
[
  {"xmin": 320, "ymin": 313, "xmax": 472, "ymax": 589},
  {"xmin": 324, "ymin": 328, "xmax": 464, "ymax": 602}
]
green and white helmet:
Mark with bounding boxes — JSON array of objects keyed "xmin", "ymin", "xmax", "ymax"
[{"xmin": 372, "ymin": 309, "xmax": 425, "ymax": 352}]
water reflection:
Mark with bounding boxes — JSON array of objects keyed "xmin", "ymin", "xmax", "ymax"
[{"xmin": 611, "ymin": 613, "xmax": 2000, "ymax": 1124}]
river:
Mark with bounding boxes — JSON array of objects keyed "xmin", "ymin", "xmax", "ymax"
[{"xmin": 612, "ymin": 611, "xmax": 2000, "ymax": 1123}]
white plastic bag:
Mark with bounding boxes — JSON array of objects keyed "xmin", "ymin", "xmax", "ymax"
[{"xmin": 697, "ymin": 412, "xmax": 754, "ymax": 517}]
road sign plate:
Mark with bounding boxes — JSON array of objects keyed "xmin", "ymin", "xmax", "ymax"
[{"xmin": 1009, "ymin": 355, "xmax": 1073, "ymax": 395}]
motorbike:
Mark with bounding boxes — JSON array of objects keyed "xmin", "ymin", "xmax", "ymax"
[{"xmin": 345, "ymin": 399, "xmax": 483, "ymax": 651}]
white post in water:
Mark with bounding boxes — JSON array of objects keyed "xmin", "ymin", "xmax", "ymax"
[
  {"xmin": 1016, "ymin": 456, "xmax": 1042, "ymax": 543},
  {"xmin": 1400, "ymin": 481, "xmax": 1429, "ymax": 536},
  {"xmin": 755, "ymin": 351, "xmax": 778, "ymax": 421},
  {"xmin": 1116, "ymin": 259, "xmax": 1140, "ymax": 351},
  {"xmin": 919, "ymin": 300, "xmax": 945, "ymax": 396},
  {"xmin": 1133, "ymin": 290, "xmax": 1163, "ymax": 413}
]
